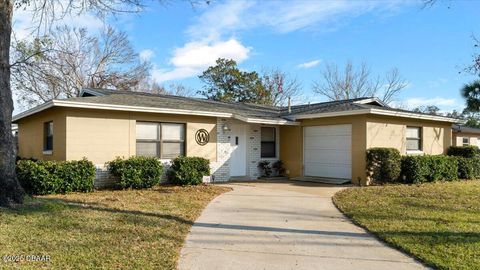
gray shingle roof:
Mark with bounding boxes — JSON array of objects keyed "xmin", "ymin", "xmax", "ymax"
[
  {"xmin": 14, "ymin": 88, "xmax": 460, "ymax": 123},
  {"xmin": 72, "ymin": 88, "xmax": 283, "ymax": 120},
  {"xmin": 452, "ymin": 124, "xmax": 480, "ymax": 134},
  {"xmin": 75, "ymin": 88, "xmax": 386, "ymax": 120}
]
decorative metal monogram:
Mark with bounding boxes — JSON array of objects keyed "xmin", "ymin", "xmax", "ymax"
[{"xmin": 195, "ymin": 129, "xmax": 210, "ymax": 146}]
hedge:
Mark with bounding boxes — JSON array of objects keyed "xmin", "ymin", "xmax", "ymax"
[
  {"xmin": 456, "ymin": 157, "xmax": 480, "ymax": 179},
  {"xmin": 169, "ymin": 156, "xmax": 210, "ymax": 185},
  {"xmin": 16, "ymin": 158, "xmax": 95, "ymax": 195},
  {"xmin": 366, "ymin": 148, "xmax": 402, "ymax": 183},
  {"xmin": 401, "ymin": 155, "xmax": 458, "ymax": 183},
  {"xmin": 447, "ymin": 146, "xmax": 479, "ymax": 158},
  {"xmin": 107, "ymin": 156, "xmax": 163, "ymax": 189}
]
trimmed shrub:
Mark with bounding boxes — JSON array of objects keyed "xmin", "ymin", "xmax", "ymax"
[
  {"xmin": 16, "ymin": 158, "xmax": 95, "ymax": 195},
  {"xmin": 401, "ymin": 155, "xmax": 458, "ymax": 183},
  {"xmin": 456, "ymin": 157, "xmax": 480, "ymax": 179},
  {"xmin": 258, "ymin": 161, "xmax": 272, "ymax": 177},
  {"xmin": 366, "ymin": 148, "xmax": 402, "ymax": 183},
  {"xmin": 56, "ymin": 159, "xmax": 96, "ymax": 193},
  {"xmin": 169, "ymin": 156, "xmax": 210, "ymax": 185},
  {"xmin": 272, "ymin": 160, "xmax": 286, "ymax": 177},
  {"xmin": 107, "ymin": 156, "xmax": 163, "ymax": 189},
  {"xmin": 447, "ymin": 146, "xmax": 479, "ymax": 158}
]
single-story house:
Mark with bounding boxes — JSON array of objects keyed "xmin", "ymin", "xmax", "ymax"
[
  {"xmin": 13, "ymin": 88, "xmax": 460, "ymax": 186},
  {"xmin": 452, "ymin": 124, "xmax": 480, "ymax": 147}
]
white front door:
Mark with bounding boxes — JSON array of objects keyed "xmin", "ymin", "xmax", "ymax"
[{"xmin": 230, "ymin": 124, "xmax": 247, "ymax": 177}]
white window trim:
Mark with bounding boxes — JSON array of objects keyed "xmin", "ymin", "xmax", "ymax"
[
  {"xmin": 406, "ymin": 126, "xmax": 422, "ymax": 152},
  {"xmin": 462, "ymin": 137, "xmax": 470, "ymax": 146},
  {"xmin": 135, "ymin": 121, "xmax": 186, "ymax": 159},
  {"xmin": 406, "ymin": 150, "xmax": 424, "ymax": 155},
  {"xmin": 43, "ymin": 150, "xmax": 53, "ymax": 155},
  {"xmin": 260, "ymin": 126, "xmax": 280, "ymax": 160}
]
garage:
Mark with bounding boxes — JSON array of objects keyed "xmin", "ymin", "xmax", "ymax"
[{"xmin": 303, "ymin": 124, "xmax": 352, "ymax": 180}]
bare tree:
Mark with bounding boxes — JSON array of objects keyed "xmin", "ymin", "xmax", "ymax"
[
  {"xmin": 261, "ymin": 68, "xmax": 301, "ymax": 106},
  {"xmin": 11, "ymin": 25, "xmax": 150, "ymax": 108},
  {"xmin": 312, "ymin": 61, "xmax": 408, "ymax": 104},
  {"xmin": 138, "ymin": 80, "xmax": 195, "ymax": 97},
  {"xmin": 0, "ymin": 0, "xmax": 156, "ymax": 206}
]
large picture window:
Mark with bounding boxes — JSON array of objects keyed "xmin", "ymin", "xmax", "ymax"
[
  {"xmin": 261, "ymin": 127, "xmax": 276, "ymax": 158},
  {"xmin": 44, "ymin": 121, "xmax": 53, "ymax": 152},
  {"xmin": 136, "ymin": 122, "xmax": 185, "ymax": 159},
  {"xmin": 406, "ymin": 126, "xmax": 422, "ymax": 151}
]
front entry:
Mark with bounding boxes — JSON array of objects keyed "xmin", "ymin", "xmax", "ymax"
[{"xmin": 229, "ymin": 124, "xmax": 247, "ymax": 177}]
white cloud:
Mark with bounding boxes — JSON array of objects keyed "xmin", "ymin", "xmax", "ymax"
[
  {"xmin": 187, "ymin": 0, "xmax": 410, "ymax": 38},
  {"xmin": 139, "ymin": 49, "xmax": 155, "ymax": 61},
  {"xmin": 152, "ymin": 0, "xmax": 412, "ymax": 83},
  {"xmin": 297, "ymin": 59, "xmax": 321, "ymax": 69},
  {"xmin": 152, "ymin": 39, "xmax": 251, "ymax": 82}
]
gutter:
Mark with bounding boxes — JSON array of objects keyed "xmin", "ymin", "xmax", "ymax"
[{"xmin": 12, "ymin": 100, "xmax": 300, "ymax": 125}]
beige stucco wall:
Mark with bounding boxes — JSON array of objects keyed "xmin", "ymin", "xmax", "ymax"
[
  {"xmin": 366, "ymin": 115, "xmax": 451, "ymax": 155},
  {"xmin": 17, "ymin": 107, "xmax": 67, "ymax": 161},
  {"xmin": 17, "ymin": 107, "xmax": 217, "ymax": 165},
  {"xmin": 280, "ymin": 114, "xmax": 452, "ymax": 186},
  {"xmin": 280, "ymin": 115, "xmax": 367, "ymax": 185},
  {"xmin": 65, "ymin": 108, "xmax": 217, "ymax": 165},
  {"xmin": 452, "ymin": 132, "xmax": 480, "ymax": 147}
]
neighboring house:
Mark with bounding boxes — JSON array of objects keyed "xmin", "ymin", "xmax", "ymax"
[
  {"xmin": 452, "ymin": 125, "xmax": 480, "ymax": 147},
  {"xmin": 13, "ymin": 88, "xmax": 460, "ymax": 186}
]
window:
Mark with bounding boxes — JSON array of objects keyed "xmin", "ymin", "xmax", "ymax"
[
  {"xmin": 261, "ymin": 127, "xmax": 276, "ymax": 158},
  {"xmin": 136, "ymin": 122, "xmax": 185, "ymax": 159},
  {"xmin": 43, "ymin": 121, "xmax": 53, "ymax": 152},
  {"xmin": 406, "ymin": 126, "xmax": 422, "ymax": 151},
  {"xmin": 462, "ymin": 137, "xmax": 470, "ymax": 146}
]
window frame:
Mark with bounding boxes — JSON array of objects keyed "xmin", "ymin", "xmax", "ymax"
[
  {"xmin": 462, "ymin": 137, "xmax": 470, "ymax": 146},
  {"xmin": 43, "ymin": 121, "xmax": 53, "ymax": 153},
  {"xmin": 406, "ymin": 126, "xmax": 422, "ymax": 152},
  {"xmin": 135, "ymin": 121, "xmax": 186, "ymax": 159},
  {"xmin": 260, "ymin": 126, "xmax": 277, "ymax": 159}
]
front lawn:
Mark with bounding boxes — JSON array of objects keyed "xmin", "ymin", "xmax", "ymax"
[
  {"xmin": 333, "ymin": 181, "xmax": 480, "ymax": 270},
  {"xmin": 0, "ymin": 185, "xmax": 229, "ymax": 269}
]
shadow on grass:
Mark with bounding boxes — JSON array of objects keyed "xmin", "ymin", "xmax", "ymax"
[
  {"xmin": 379, "ymin": 230, "xmax": 480, "ymax": 245},
  {"xmin": 5, "ymin": 197, "xmax": 193, "ymax": 226}
]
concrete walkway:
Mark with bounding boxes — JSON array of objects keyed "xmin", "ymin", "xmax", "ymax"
[{"xmin": 178, "ymin": 181, "xmax": 426, "ymax": 270}]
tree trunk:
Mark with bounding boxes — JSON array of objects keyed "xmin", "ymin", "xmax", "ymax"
[{"xmin": 0, "ymin": 0, "xmax": 24, "ymax": 206}]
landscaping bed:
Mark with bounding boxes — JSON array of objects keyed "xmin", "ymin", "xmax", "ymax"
[
  {"xmin": 333, "ymin": 181, "xmax": 480, "ymax": 270},
  {"xmin": 0, "ymin": 185, "xmax": 230, "ymax": 269}
]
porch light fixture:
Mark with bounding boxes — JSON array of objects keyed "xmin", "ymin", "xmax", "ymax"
[{"xmin": 222, "ymin": 124, "xmax": 231, "ymax": 132}]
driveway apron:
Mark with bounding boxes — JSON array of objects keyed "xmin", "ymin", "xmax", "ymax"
[{"xmin": 178, "ymin": 181, "xmax": 426, "ymax": 270}]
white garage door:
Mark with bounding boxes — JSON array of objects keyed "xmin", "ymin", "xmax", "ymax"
[{"xmin": 304, "ymin": 124, "xmax": 352, "ymax": 179}]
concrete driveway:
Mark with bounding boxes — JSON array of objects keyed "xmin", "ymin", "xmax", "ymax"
[{"xmin": 178, "ymin": 181, "xmax": 426, "ymax": 270}]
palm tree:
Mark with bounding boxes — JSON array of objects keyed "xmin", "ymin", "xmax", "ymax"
[{"xmin": 461, "ymin": 80, "xmax": 480, "ymax": 111}]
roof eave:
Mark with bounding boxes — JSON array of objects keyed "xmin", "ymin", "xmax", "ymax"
[
  {"xmin": 287, "ymin": 108, "xmax": 464, "ymax": 123},
  {"xmin": 12, "ymin": 100, "xmax": 300, "ymax": 125},
  {"xmin": 79, "ymin": 88, "xmax": 107, "ymax": 97},
  {"xmin": 12, "ymin": 100, "xmax": 55, "ymax": 122},
  {"xmin": 233, "ymin": 114, "xmax": 299, "ymax": 125},
  {"xmin": 353, "ymin": 97, "xmax": 389, "ymax": 107},
  {"xmin": 369, "ymin": 108, "xmax": 464, "ymax": 123}
]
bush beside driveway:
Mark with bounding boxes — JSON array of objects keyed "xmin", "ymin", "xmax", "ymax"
[
  {"xmin": 334, "ymin": 181, "xmax": 480, "ymax": 270},
  {"xmin": 0, "ymin": 185, "xmax": 229, "ymax": 270}
]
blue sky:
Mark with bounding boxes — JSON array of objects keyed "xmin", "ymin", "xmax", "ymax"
[{"xmin": 14, "ymin": 0, "xmax": 480, "ymax": 111}]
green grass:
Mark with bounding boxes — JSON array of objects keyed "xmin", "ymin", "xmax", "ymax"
[
  {"xmin": 0, "ymin": 185, "xmax": 230, "ymax": 270},
  {"xmin": 333, "ymin": 181, "xmax": 480, "ymax": 270}
]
